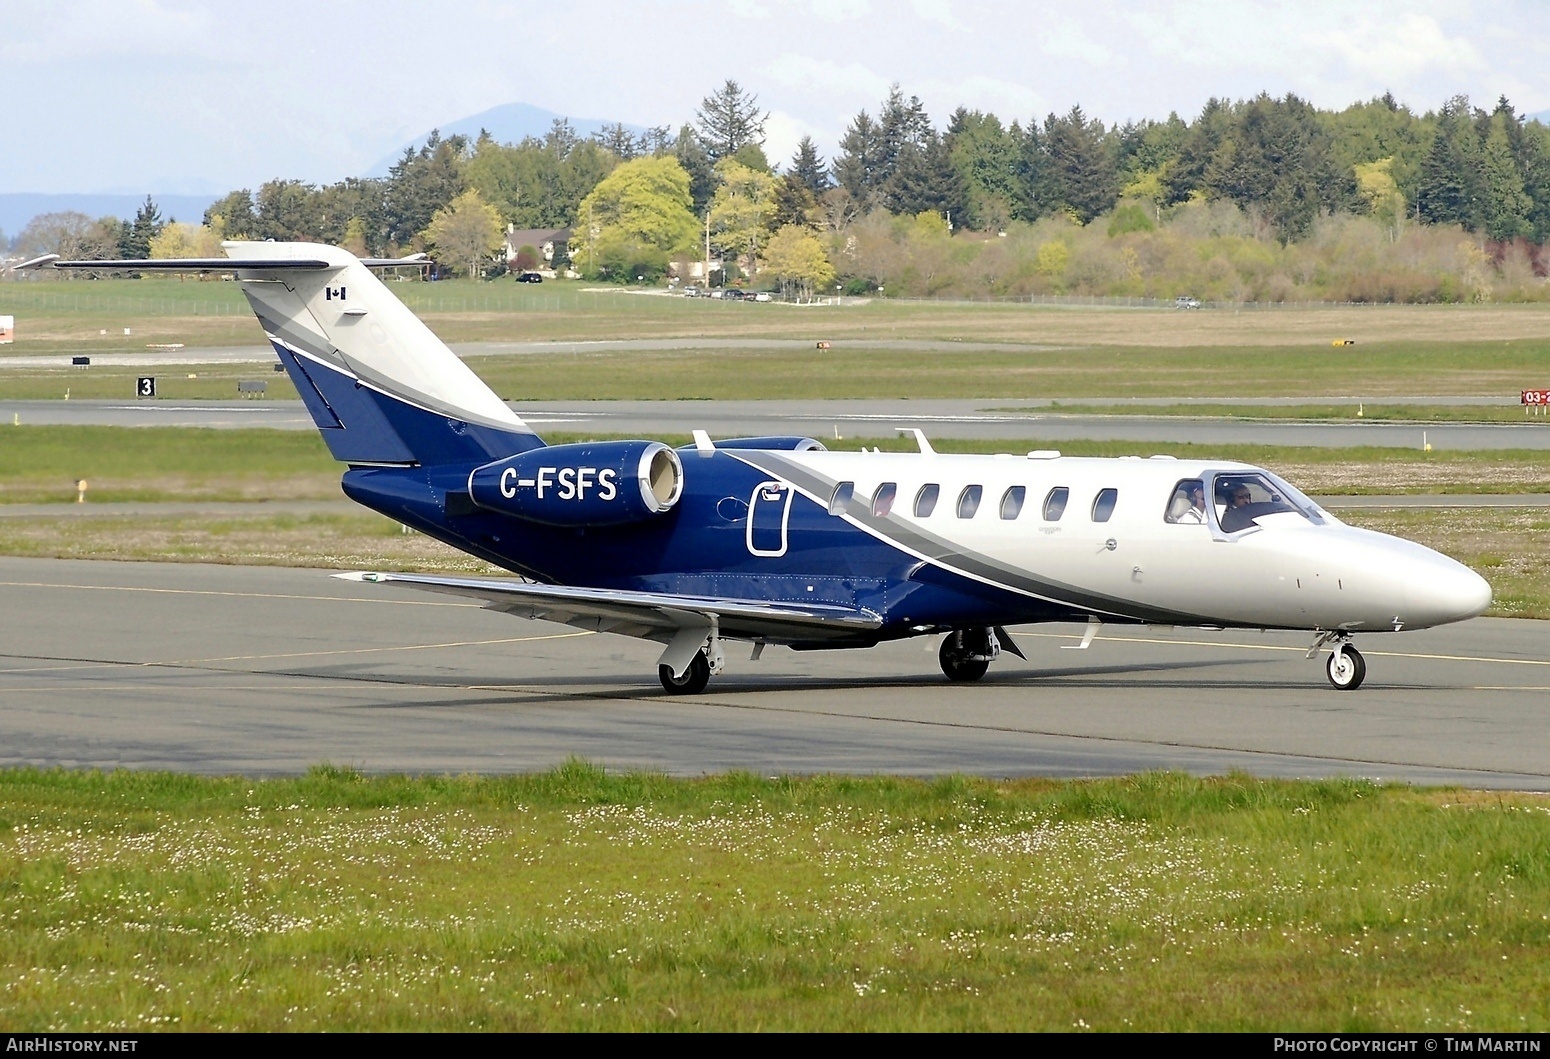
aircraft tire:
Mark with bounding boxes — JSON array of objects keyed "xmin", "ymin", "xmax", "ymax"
[
  {"xmin": 940, "ymin": 638, "xmax": 990, "ymax": 682},
  {"xmin": 1325, "ymin": 645, "xmax": 1366, "ymax": 691},
  {"xmin": 659, "ymin": 651, "xmax": 711, "ymax": 695}
]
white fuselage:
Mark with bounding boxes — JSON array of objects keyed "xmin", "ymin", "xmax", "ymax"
[{"xmin": 765, "ymin": 449, "xmax": 1491, "ymax": 632}]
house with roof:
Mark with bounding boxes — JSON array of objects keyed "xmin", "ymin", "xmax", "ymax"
[{"xmin": 504, "ymin": 226, "xmax": 570, "ymax": 272}]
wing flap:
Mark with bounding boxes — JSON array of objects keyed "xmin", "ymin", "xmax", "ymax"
[{"xmin": 333, "ymin": 571, "xmax": 882, "ymax": 642}]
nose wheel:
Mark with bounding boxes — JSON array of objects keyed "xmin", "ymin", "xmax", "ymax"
[{"xmin": 1325, "ymin": 643, "xmax": 1366, "ymax": 691}]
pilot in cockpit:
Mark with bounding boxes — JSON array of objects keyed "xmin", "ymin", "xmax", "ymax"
[{"xmin": 1166, "ymin": 479, "xmax": 1208, "ymax": 524}]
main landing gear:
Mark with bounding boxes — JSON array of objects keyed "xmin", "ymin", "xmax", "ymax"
[
  {"xmin": 1310, "ymin": 632, "xmax": 1366, "ymax": 691},
  {"xmin": 939, "ymin": 628, "xmax": 1001, "ymax": 682},
  {"xmin": 659, "ymin": 650, "xmax": 711, "ymax": 694}
]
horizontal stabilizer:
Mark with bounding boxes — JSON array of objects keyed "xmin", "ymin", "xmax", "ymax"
[
  {"xmin": 26, "ymin": 254, "xmax": 429, "ymax": 273},
  {"xmin": 334, "ymin": 570, "xmax": 882, "ymax": 643},
  {"xmin": 42, "ymin": 257, "xmax": 333, "ymax": 271}
]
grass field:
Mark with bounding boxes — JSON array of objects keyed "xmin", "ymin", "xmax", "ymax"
[
  {"xmin": 1036, "ymin": 402, "xmax": 1550, "ymax": 423},
  {"xmin": 8, "ymin": 278, "xmax": 1550, "ymax": 346},
  {"xmin": 1, "ymin": 766, "xmax": 1547, "ymax": 1031}
]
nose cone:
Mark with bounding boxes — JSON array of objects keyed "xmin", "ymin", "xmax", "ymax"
[{"xmin": 1406, "ymin": 556, "xmax": 1492, "ymax": 628}]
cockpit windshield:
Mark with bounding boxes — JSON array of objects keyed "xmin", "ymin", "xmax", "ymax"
[{"xmin": 1209, "ymin": 471, "xmax": 1322, "ymax": 533}]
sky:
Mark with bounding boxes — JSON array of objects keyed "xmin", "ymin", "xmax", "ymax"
[{"xmin": 2, "ymin": 0, "xmax": 1548, "ymax": 196}]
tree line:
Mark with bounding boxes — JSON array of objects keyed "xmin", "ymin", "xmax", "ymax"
[{"xmin": 11, "ymin": 81, "xmax": 1550, "ymax": 302}]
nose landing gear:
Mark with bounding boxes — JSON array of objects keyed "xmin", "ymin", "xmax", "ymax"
[{"xmin": 1309, "ymin": 631, "xmax": 1366, "ymax": 690}]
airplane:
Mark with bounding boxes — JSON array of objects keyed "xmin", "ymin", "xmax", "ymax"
[{"xmin": 22, "ymin": 243, "xmax": 1492, "ymax": 693}]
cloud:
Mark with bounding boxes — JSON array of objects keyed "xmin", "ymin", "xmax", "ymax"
[
  {"xmin": 909, "ymin": 0, "xmax": 963, "ymax": 30},
  {"xmin": 1313, "ymin": 12, "xmax": 1484, "ymax": 84},
  {"xmin": 1040, "ymin": 18, "xmax": 1118, "ymax": 66},
  {"xmin": 0, "ymin": 0, "xmax": 213, "ymax": 63},
  {"xmin": 808, "ymin": 0, "xmax": 870, "ymax": 20},
  {"xmin": 915, "ymin": 75, "xmax": 1050, "ymax": 123},
  {"xmin": 762, "ymin": 53, "xmax": 892, "ymax": 106},
  {"xmin": 727, "ymin": 0, "xmax": 772, "ymax": 18},
  {"xmin": 762, "ymin": 108, "xmax": 827, "ymax": 167}
]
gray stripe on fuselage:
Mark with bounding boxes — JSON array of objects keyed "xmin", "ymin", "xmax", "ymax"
[
  {"xmin": 728, "ymin": 450, "xmax": 1216, "ymax": 626},
  {"xmin": 251, "ymin": 304, "xmax": 534, "ymax": 438}
]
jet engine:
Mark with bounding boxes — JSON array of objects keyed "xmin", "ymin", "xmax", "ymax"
[{"xmin": 467, "ymin": 440, "xmax": 684, "ymax": 528}]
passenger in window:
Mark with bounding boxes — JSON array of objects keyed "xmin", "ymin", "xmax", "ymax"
[
  {"xmin": 1166, "ymin": 480, "xmax": 1208, "ymax": 524},
  {"xmin": 872, "ymin": 482, "xmax": 897, "ymax": 517}
]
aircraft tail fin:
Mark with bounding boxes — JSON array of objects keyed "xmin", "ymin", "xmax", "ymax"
[{"xmin": 40, "ymin": 242, "xmax": 543, "ymax": 467}]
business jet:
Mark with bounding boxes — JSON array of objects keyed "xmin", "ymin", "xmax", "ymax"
[{"xmin": 23, "ymin": 244, "xmax": 1492, "ymax": 692}]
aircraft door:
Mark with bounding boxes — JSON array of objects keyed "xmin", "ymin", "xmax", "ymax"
[{"xmin": 747, "ymin": 481, "xmax": 793, "ymax": 557}]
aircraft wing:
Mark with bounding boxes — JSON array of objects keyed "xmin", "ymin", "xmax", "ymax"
[{"xmin": 333, "ymin": 571, "xmax": 883, "ymax": 670}]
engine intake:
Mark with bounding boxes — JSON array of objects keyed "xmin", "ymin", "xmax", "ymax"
[{"xmin": 467, "ymin": 440, "xmax": 683, "ymax": 528}]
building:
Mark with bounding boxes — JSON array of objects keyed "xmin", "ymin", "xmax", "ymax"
[{"xmin": 504, "ymin": 226, "xmax": 570, "ymax": 272}]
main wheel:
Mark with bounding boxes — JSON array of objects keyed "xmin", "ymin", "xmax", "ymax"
[
  {"xmin": 1325, "ymin": 645, "xmax": 1366, "ymax": 691},
  {"xmin": 659, "ymin": 650, "xmax": 711, "ymax": 695},
  {"xmin": 940, "ymin": 636, "xmax": 990, "ymax": 682}
]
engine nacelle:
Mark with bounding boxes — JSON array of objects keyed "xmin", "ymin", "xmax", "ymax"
[
  {"xmin": 467, "ymin": 440, "xmax": 684, "ymax": 528},
  {"xmin": 707, "ymin": 436, "xmax": 827, "ymax": 452}
]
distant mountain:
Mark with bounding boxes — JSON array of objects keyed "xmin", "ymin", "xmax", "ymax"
[
  {"xmin": 1529, "ymin": 109, "xmax": 1550, "ymax": 126},
  {"xmin": 365, "ymin": 101, "xmax": 649, "ymax": 176},
  {"xmin": 0, "ymin": 193, "xmax": 219, "ymax": 244}
]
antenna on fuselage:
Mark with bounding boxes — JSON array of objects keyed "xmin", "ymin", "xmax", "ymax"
[{"xmin": 896, "ymin": 427, "xmax": 936, "ymax": 455}]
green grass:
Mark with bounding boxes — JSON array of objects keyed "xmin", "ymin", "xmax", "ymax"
[
  {"xmin": 1, "ymin": 766, "xmax": 1547, "ymax": 1031},
  {"xmin": 0, "ymin": 426, "xmax": 337, "ymax": 503},
  {"xmin": 1031, "ymin": 402, "xmax": 1550, "ymax": 423},
  {"xmin": 0, "ymin": 366, "xmax": 300, "ymax": 402},
  {"xmin": 465, "ymin": 341, "xmax": 1550, "ymax": 401}
]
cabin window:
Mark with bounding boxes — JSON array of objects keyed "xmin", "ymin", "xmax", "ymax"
[
  {"xmin": 914, "ymin": 483, "xmax": 940, "ymax": 517},
  {"xmin": 872, "ymin": 482, "xmax": 897, "ymax": 517},
  {"xmin": 999, "ymin": 486, "xmax": 1026, "ymax": 520},
  {"xmin": 828, "ymin": 481, "xmax": 854, "ymax": 515},
  {"xmin": 1165, "ymin": 479, "xmax": 1207, "ymax": 525},
  {"xmin": 1091, "ymin": 488, "xmax": 1118, "ymax": 522},
  {"xmin": 1212, "ymin": 472, "xmax": 1316, "ymax": 533},
  {"xmin": 957, "ymin": 485, "xmax": 983, "ymax": 519},
  {"xmin": 1042, "ymin": 486, "xmax": 1069, "ymax": 521}
]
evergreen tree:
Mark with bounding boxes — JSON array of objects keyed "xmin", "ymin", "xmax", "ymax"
[
  {"xmin": 594, "ymin": 122, "xmax": 641, "ymax": 160},
  {"xmin": 119, "ymin": 196, "xmax": 164, "ymax": 258},
  {"xmin": 673, "ymin": 124, "xmax": 717, "ymax": 214},
  {"xmin": 1417, "ymin": 98, "xmax": 1486, "ymax": 230},
  {"xmin": 1482, "ymin": 115, "xmax": 1531, "ymax": 240},
  {"xmin": 946, "ymin": 109, "xmax": 1020, "ymax": 230},
  {"xmin": 789, "ymin": 136, "xmax": 830, "ymax": 194},
  {"xmin": 833, "ymin": 110, "xmax": 885, "ymax": 206},
  {"xmin": 382, "ymin": 130, "xmax": 468, "ymax": 247},
  {"xmin": 771, "ymin": 173, "xmax": 819, "ymax": 231},
  {"xmin": 1010, "ymin": 120, "xmax": 1052, "ymax": 221},
  {"xmin": 694, "ymin": 79, "xmax": 766, "ymax": 162},
  {"xmin": 1044, "ymin": 107, "xmax": 1117, "ymax": 223},
  {"xmin": 254, "ymin": 180, "xmax": 322, "ymax": 242},
  {"xmin": 876, "ymin": 85, "xmax": 932, "ymax": 184},
  {"xmin": 203, "ymin": 190, "xmax": 257, "ymax": 239},
  {"xmin": 885, "ymin": 131, "xmax": 965, "ymax": 221}
]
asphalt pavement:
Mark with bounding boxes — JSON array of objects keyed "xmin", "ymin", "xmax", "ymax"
[
  {"xmin": 3, "ymin": 557, "xmax": 1548, "ymax": 786},
  {"xmin": 6, "ymin": 397, "xmax": 1550, "ymax": 450}
]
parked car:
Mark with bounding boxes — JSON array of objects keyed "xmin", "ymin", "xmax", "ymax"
[
  {"xmin": 682, "ymin": 286, "xmax": 704, "ymax": 297},
  {"xmin": 516, "ymin": 272, "xmax": 544, "ymax": 284},
  {"xmin": 721, "ymin": 289, "xmax": 747, "ymax": 301},
  {"xmin": 753, "ymin": 292, "xmax": 772, "ymax": 302},
  {"xmin": 1174, "ymin": 294, "xmax": 1200, "ymax": 309}
]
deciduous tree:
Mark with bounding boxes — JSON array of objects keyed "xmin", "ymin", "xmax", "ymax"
[
  {"xmin": 760, "ymin": 224, "xmax": 836, "ymax": 300},
  {"xmin": 423, "ymin": 189, "xmax": 504, "ymax": 278}
]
